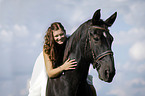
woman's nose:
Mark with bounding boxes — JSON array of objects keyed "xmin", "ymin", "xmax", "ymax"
[{"xmin": 58, "ymin": 35, "xmax": 61, "ymax": 39}]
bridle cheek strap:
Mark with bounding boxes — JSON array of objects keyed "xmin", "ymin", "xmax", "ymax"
[
  {"xmin": 85, "ymin": 26, "xmax": 113, "ymax": 69},
  {"xmin": 93, "ymin": 50, "xmax": 113, "ymax": 69}
]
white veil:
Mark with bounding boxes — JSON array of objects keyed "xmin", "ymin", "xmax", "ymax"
[{"xmin": 28, "ymin": 51, "xmax": 48, "ymax": 96}]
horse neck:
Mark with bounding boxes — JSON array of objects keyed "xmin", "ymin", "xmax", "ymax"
[
  {"xmin": 58, "ymin": 22, "xmax": 92, "ymax": 96},
  {"xmin": 64, "ymin": 30, "xmax": 91, "ymax": 79},
  {"xmin": 63, "ymin": 25, "xmax": 85, "ymax": 61}
]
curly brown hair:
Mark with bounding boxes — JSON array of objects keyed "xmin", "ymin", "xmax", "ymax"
[{"xmin": 43, "ymin": 22, "xmax": 66, "ymax": 68}]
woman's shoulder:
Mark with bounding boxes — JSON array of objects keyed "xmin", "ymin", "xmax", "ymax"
[{"xmin": 43, "ymin": 49, "xmax": 51, "ymax": 60}]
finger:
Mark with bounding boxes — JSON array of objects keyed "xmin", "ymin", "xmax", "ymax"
[
  {"xmin": 66, "ymin": 58, "xmax": 70, "ymax": 62},
  {"xmin": 69, "ymin": 59, "xmax": 76, "ymax": 62},
  {"xmin": 68, "ymin": 68, "xmax": 76, "ymax": 70},
  {"xmin": 70, "ymin": 62, "xmax": 77, "ymax": 64},
  {"xmin": 71, "ymin": 64, "xmax": 77, "ymax": 67}
]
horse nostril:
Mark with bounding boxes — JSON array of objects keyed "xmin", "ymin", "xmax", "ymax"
[
  {"xmin": 105, "ymin": 70, "xmax": 109, "ymax": 78},
  {"xmin": 105, "ymin": 70, "xmax": 108, "ymax": 74}
]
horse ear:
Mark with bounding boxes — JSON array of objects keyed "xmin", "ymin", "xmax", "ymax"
[
  {"xmin": 105, "ymin": 12, "xmax": 117, "ymax": 27},
  {"xmin": 92, "ymin": 9, "xmax": 101, "ymax": 25}
]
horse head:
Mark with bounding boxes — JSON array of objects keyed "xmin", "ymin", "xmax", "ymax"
[{"xmin": 86, "ymin": 9, "xmax": 117, "ymax": 82}]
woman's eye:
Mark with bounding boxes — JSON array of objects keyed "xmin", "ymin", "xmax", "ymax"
[
  {"xmin": 61, "ymin": 34, "xmax": 64, "ymax": 36},
  {"xmin": 55, "ymin": 35, "xmax": 58, "ymax": 37}
]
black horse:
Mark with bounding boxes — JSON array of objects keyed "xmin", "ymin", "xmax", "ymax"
[{"xmin": 46, "ymin": 9, "xmax": 117, "ymax": 96}]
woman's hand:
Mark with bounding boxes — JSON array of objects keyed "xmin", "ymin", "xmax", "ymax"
[{"xmin": 60, "ymin": 58, "xmax": 77, "ymax": 70}]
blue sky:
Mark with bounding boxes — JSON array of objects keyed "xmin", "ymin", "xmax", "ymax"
[{"xmin": 0, "ymin": 0, "xmax": 145, "ymax": 96}]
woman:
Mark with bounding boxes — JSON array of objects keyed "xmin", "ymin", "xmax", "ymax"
[
  {"xmin": 28, "ymin": 22, "xmax": 77, "ymax": 96},
  {"xmin": 43, "ymin": 22, "xmax": 77, "ymax": 78},
  {"xmin": 28, "ymin": 22, "xmax": 96, "ymax": 96}
]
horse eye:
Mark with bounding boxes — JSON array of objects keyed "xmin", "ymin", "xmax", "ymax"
[
  {"xmin": 94, "ymin": 37, "xmax": 99, "ymax": 41},
  {"xmin": 90, "ymin": 32, "xmax": 94, "ymax": 36}
]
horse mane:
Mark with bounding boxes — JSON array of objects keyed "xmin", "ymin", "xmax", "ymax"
[{"xmin": 63, "ymin": 20, "xmax": 92, "ymax": 61}]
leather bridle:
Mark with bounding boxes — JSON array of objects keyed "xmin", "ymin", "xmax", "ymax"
[
  {"xmin": 92, "ymin": 49, "xmax": 113, "ymax": 69},
  {"xmin": 86, "ymin": 26, "xmax": 113, "ymax": 69}
]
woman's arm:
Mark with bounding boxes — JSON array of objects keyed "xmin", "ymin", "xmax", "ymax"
[{"xmin": 43, "ymin": 49, "xmax": 77, "ymax": 78}]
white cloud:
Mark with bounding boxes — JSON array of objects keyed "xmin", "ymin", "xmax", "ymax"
[
  {"xmin": 124, "ymin": 61, "xmax": 145, "ymax": 74},
  {"xmin": 124, "ymin": 1, "xmax": 145, "ymax": 27},
  {"xmin": 13, "ymin": 24, "xmax": 29, "ymax": 37},
  {"xmin": 35, "ymin": 33, "xmax": 42, "ymax": 39},
  {"xmin": 128, "ymin": 78, "xmax": 145, "ymax": 87},
  {"xmin": 129, "ymin": 41, "xmax": 145, "ymax": 61},
  {"xmin": 126, "ymin": 78, "xmax": 145, "ymax": 96},
  {"xmin": 0, "ymin": 29, "xmax": 13, "ymax": 43},
  {"xmin": 108, "ymin": 88, "xmax": 127, "ymax": 96},
  {"xmin": 29, "ymin": 33, "xmax": 44, "ymax": 47},
  {"xmin": 136, "ymin": 63, "xmax": 145, "ymax": 73},
  {"xmin": 70, "ymin": 9, "xmax": 86, "ymax": 24},
  {"xmin": 108, "ymin": 78, "xmax": 145, "ymax": 96},
  {"xmin": 106, "ymin": 61, "xmax": 145, "ymax": 96},
  {"xmin": 0, "ymin": 24, "xmax": 29, "ymax": 43},
  {"xmin": 107, "ymin": 0, "xmax": 145, "ymax": 28},
  {"xmin": 114, "ymin": 27, "xmax": 145, "ymax": 45},
  {"xmin": 116, "ymin": 58, "xmax": 145, "ymax": 74}
]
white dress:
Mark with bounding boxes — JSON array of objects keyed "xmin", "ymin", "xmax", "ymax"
[
  {"xmin": 28, "ymin": 51, "xmax": 48, "ymax": 96},
  {"xmin": 28, "ymin": 51, "xmax": 93, "ymax": 96}
]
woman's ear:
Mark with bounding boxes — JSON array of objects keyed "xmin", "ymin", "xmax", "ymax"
[{"xmin": 105, "ymin": 12, "xmax": 117, "ymax": 27}]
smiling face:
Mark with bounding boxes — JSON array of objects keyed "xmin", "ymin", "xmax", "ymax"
[{"xmin": 53, "ymin": 29, "xmax": 66, "ymax": 44}]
